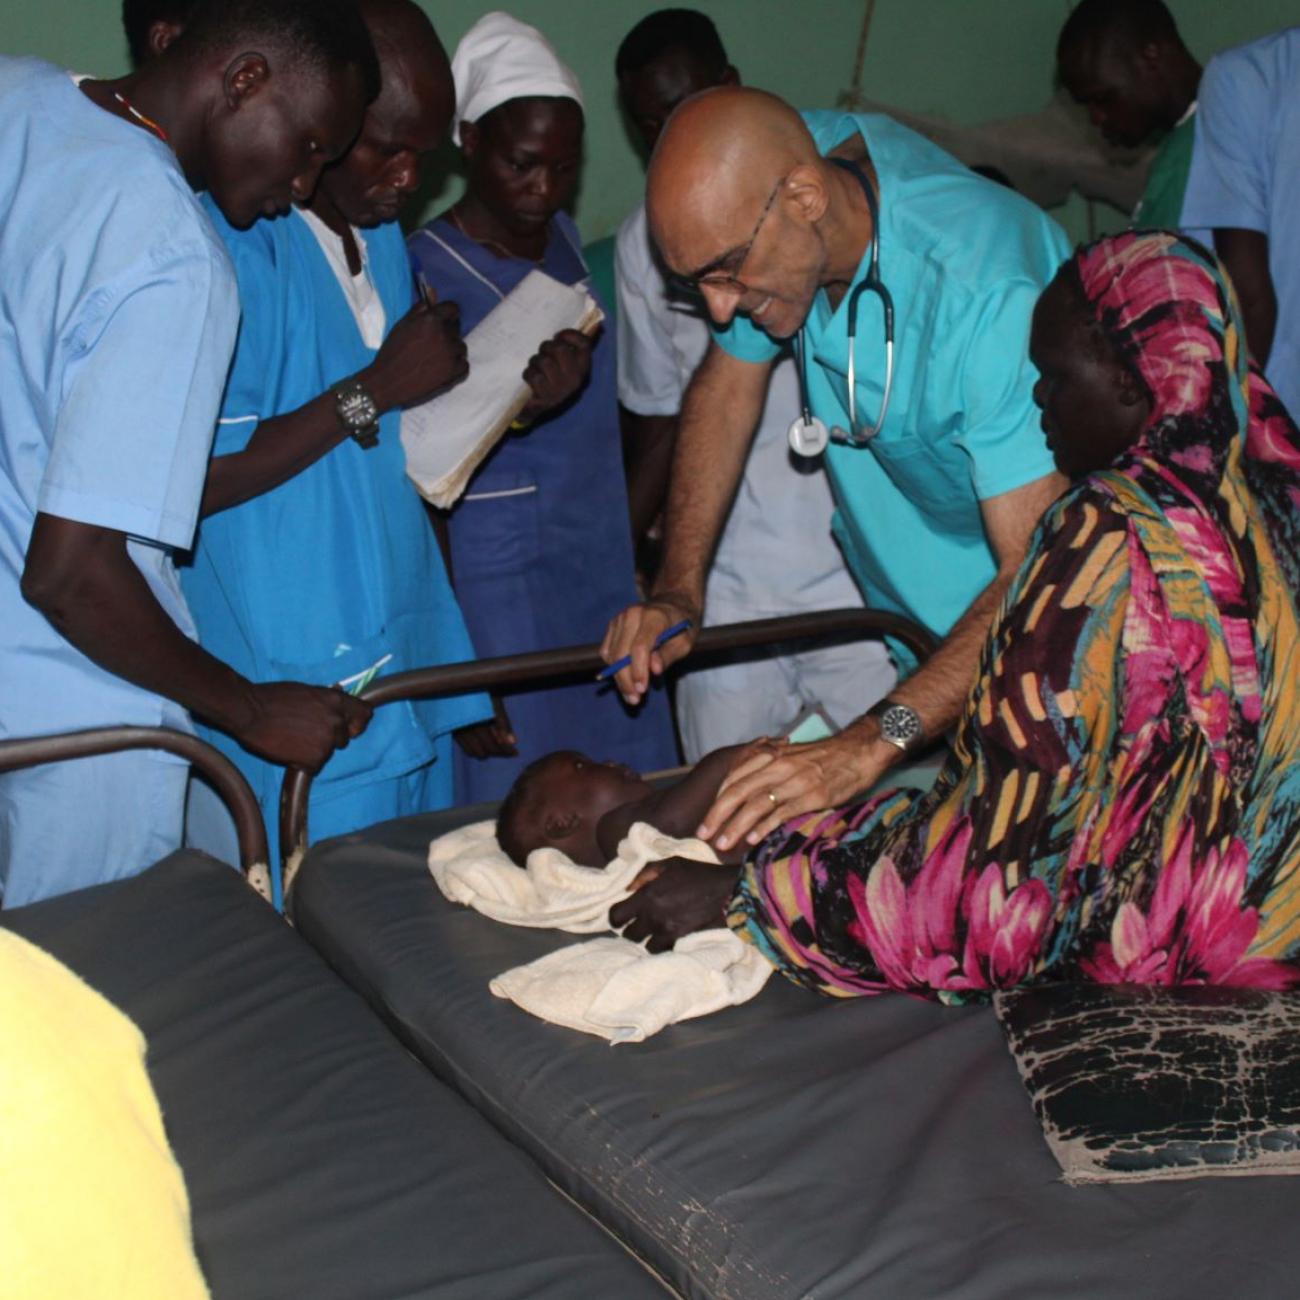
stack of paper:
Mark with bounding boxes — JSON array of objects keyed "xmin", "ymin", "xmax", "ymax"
[{"xmin": 400, "ymin": 268, "xmax": 603, "ymax": 508}]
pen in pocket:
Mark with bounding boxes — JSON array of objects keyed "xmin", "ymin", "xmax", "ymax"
[{"xmin": 335, "ymin": 653, "xmax": 393, "ymax": 696}]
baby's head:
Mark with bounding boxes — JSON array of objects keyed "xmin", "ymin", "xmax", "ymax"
[{"xmin": 497, "ymin": 750, "xmax": 653, "ymax": 868}]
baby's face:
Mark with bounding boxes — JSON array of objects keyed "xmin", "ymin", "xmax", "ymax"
[{"xmin": 533, "ymin": 752, "xmax": 653, "ymax": 825}]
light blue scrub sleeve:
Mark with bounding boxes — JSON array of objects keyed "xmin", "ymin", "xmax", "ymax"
[
  {"xmin": 953, "ymin": 277, "xmax": 1059, "ymax": 502},
  {"xmin": 1180, "ymin": 52, "xmax": 1270, "ymax": 231},
  {"xmin": 40, "ymin": 241, "xmax": 237, "ymax": 550}
]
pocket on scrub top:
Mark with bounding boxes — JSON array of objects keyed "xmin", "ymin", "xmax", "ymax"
[
  {"xmin": 864, "ymin": 429, "xmax": 956, "ymax": 517},
  {"xmin": 453, "ymin": 468, "xmax": 543, "ymax": 581},
  {"xmin": 268, "ymin": 628, "xmax": 430, "ymax": 785}
]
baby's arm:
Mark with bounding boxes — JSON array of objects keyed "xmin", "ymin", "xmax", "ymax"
[{"xmin": 596, "ymin": 739, "xmax": 783, "ymax": 863}]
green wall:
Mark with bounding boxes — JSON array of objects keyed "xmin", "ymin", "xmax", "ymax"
[{"xmin": 4, "ymin": 1, "xmax": 1296, "ymax": 240}]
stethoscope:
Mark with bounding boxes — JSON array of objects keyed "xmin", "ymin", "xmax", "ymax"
[{"xmin": 787, "ymin": 157, "xmax": 895, "ymax": 458}]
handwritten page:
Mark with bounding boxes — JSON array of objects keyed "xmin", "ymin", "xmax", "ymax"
[{"xmin": 401, "ymin": 269, "xmax": 603, "ymax": 508}]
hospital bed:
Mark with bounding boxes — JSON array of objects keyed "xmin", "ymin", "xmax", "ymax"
[
  {"xmin": 284, "ymin": 610, "xmax": 1300, "ymax": 1300},
  {"xmin": 0, "ymin": 727, "xmax": 669, "ymax": 1299}
]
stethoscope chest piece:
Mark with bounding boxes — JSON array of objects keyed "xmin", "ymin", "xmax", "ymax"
[{"xmin": 787, "ymin": 413, "xmax": 830, "ymax": 458}]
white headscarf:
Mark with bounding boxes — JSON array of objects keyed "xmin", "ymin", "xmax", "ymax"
[{"xmin": 451, "ymin": 11, "xmax": 584, "ymax": 146}]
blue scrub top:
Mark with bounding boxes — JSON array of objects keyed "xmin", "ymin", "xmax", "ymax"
[
  {"xmin": 713, "ymin": 111, "xmax": 1068, "ymax": 656},
  {"xmin": 1180, "ymin": 27, "xmax": 1300, "ymax": 422},
  {"xmin": 0, "ymin": 58, "xmax": 238, "ymax": 742},
  {"xmin": 409, "ymin": 212, "xmax": 678, "ymax": 802},
  {"xmin": 182, "ymin": 207, "xmax": 490, "ymax": 842}
]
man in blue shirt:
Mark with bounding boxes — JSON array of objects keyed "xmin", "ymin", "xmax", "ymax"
[
  {"xmin": 1180, "ymin": 27, "xmax": 1300, "ymax": 421},
  {"xmin": 1056, "ymin": 0, "xmax": 1202, "ymax": 232},
  {"xmin": 181, "ymin": 0, "xmax": 596, "ymax": 877},
  {"xmin": 0, "ymin": 0, "xmax": 377, "ymax": 906},
  {"xmin": 602, "ymin": 87, "xmax": 1068, "ymax": 851}
]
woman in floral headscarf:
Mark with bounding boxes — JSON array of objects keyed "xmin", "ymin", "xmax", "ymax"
[{"xmin": 618, "ymin": 231, "xmax": 1300, "ymax": 1001}]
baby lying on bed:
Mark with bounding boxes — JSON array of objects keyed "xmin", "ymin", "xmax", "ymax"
[{"xmin": 497, "ymin": 741, "xmax": 782, "ymax": 870}]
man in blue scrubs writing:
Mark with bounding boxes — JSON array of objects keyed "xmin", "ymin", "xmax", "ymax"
[
  {"xmin": 180, "ymin": 0, "xmax": 597, "ymax": 876},
  {"xmin": 602, "ymin": 87, "xmax": 1069, "ymax": 853},
  {"xmin": 0, "ymin": 0, "xmax": 377, "ymax": 906}
]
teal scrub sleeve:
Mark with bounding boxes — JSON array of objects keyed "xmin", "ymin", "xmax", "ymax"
[
  {"xmin": 1181, "ymin": 52, "xmax": 1270, "ymax": 232},
  {"xmin": 953, "ymin": 277, "xmax": 1059, "ymax": 502},
  {"xmin": 208, "ymin": 220, "xmax": 281, "ymax": 457},
  {"xmin": 709, "ymin": 308, "xmax": 784, "ymax": 365},
  {"xmin": 40, "ymin": 238, "xmax": 238, "ymax": 551}
]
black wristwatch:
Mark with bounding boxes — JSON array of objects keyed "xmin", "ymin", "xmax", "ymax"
[
  {"xmin": 867, "ymin": 698, "xmax": 926, "ymax": 756},
  {"xmin": 333, "ymin": 378, "xmax": 380, "ymax": 449}
]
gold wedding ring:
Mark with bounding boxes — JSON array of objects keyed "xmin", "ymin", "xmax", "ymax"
[{"xmin": 766, "ymin": 791, "xmax": 779, "ymax": 806}]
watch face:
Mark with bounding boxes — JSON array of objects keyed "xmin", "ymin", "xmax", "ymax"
[
  {"xmin": 339, "ymin": 387, "xmax": 378, "ymax": 428},
  {"xmin": 880, "ymin": 704, "xmax": 923, "ymax": 746}
]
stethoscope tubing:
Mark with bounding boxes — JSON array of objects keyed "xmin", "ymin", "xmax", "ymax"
[{"xmin": 788, "ymin": 157, "xmax": 895, "ymax": 457}]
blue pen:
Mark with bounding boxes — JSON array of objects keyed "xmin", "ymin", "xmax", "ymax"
[{"xmin": 596, "ymin": 619, "xmax": 693, "ymax": 682}]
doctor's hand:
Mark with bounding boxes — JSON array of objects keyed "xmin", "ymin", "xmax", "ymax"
[
  {"xmin": 234, "ymin": 682, "xmax": 372, "ymax": 773},
  {"xmin": 608, "ymin": 857, "xmax": 742, "ymax": 953},
  {"xmin": 455, "ymin": 697, "xmax": 518, "ymax": 760},
  {"xmin": 698, "ymin": 724, "xmax": 899, "ymax": 853},
  {"xmin": 600, "ymin": 592, "xmax": 700, "ymax": 705},
  {"xmin": 517, "ymin": 328, "xmax": 596, "ymax": 422},
  {"xmin": 362, "ymin": 291, "xmax": 468, "ymax": 412}
]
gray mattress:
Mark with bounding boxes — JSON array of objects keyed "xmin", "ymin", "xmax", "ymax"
[
  {"xmin": 294, "ymin": 809, "xmax": 1300, "ymax": 1300},
  {"xmin": 1, "ymin": 852, "xmax": 665, "ymax": 1300}
]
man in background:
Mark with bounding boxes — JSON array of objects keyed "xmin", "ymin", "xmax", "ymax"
[
  {"xmin": 1058, "ymin": 0, "xmax": 1201, "ymax": 231},
  {"xmin": 122, "ymin": 0, "xmax": 200, "ymax": 64},
  {"xmin": 614, "ymin": 9, "xmax": 895, "ymax": 763},
  {"xmin": 1180, "ymin": 26, "xmax": 1300, "ymax": 420}
]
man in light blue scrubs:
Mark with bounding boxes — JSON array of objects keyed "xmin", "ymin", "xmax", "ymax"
[
  {"xmin": 181, "ymin": 0, "xmax": 596, "ymax": 875},
  {"xmin": 603, "ymin": 87, "xmax": 1069, "ymax": 850},
  {"xmin": 1180, "ymin": 26, "xmax": 1300, "ymax": 421},
  {"xmin": 0, "ymin": 1, "xmax": 377, "ymax": 906}
]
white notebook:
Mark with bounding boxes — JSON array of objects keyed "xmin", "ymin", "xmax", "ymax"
[{"xmin": 401, "ymin": 269, "xmax": 603, "ymax": 508}]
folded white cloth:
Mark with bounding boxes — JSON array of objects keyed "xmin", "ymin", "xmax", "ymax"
[
  {"xmin": 451, "ymin": 11, "xmax": 584, "ymax": 145},
  {"xmin": 427, "ymin": 820, "xmax": 771, "ymax": 1042}
]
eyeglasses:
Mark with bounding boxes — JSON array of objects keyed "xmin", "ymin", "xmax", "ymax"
[{"xmin": 667, "ymin": 176, "xmax": 784, "ymax": 298}]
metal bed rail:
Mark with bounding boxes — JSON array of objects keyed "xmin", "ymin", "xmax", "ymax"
[
  {"xmin": 279, "ymin": 607, "xmax": 937, "ymax": 878},
  {"xmin": 0, "ymin": 725, "xmax": 269, "ymax": 879}
]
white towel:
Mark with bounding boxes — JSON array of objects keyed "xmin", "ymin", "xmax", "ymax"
[{"xmin": 427, "ymin": 820, "xmax": 771, "ymax": 1042}]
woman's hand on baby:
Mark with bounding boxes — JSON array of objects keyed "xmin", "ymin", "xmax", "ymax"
[
  {"xmin": 698, "ymin": 726, "xmax": 894, "ymax": 853},
  {"xmin": 517, "ymin": 328, "xmax": 596, "ymax": 421},
  {"xmin": 609, "ymin": 857, "xmax": 742, "ymax": 953}
]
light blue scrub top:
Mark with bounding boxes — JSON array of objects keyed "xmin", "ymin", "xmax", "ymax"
[
  {"xmin": 1180, "ymin": 28, "xmax": 1300, "ymax": 422},
  {"xmin": 182, "ymin": 208, "xmax": 490, "ymax": 854},
  {"xmin": 0, "ymin": 58, "xmax": 238, "ymax": 742},
  {"xmin": 713, "ymin": 111, "xmax": 1068, "ymax": 663}
]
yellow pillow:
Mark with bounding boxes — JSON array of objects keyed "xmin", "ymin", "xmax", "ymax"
[{"xmin": 0, "ymin": 930, "xmax": 210, "ymax": 1300}]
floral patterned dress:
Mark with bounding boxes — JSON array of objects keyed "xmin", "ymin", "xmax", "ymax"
[{"xmin": 728, "ymin": 232, "xmax": 1300, "ymax": 1003}]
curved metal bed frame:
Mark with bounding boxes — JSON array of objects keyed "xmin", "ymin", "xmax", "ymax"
[
  {"xmin": 279, "ymin": 607, "xmax": 937, "ymax": 878},
  {"xmin": 0, "ymin": 725, "xmax": 268, "ymax": 876}
]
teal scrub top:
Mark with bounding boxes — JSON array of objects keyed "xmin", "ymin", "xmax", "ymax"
[
  {"xmin": 182, "ymin": 208, "xmax": 490, "ymax": 862},
  {"xmin": 713, "ymin": 111, "xmax": 1069, "ymax": 663}
]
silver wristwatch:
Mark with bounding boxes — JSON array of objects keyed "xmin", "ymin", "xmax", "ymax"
[
  {"xmin": 333, "ymin": 379, "xmax": 380, "ymax": 449},
  {"xmin": 868, "ymin": 699, "xmax": 926, "ymax": 755}
]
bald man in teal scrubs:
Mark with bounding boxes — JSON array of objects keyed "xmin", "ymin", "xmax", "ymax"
[{"xmin": 602, "ymin": 88, "xmax": 1069, "ymax": 852}]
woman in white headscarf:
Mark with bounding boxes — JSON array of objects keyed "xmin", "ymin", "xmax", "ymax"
[{"xmin": 409, "ymin": 12, "xmax": 678, "ymax": 804}]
